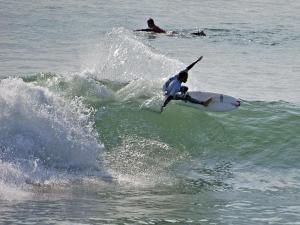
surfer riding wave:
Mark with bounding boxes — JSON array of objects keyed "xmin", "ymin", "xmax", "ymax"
[{"xmin": 161, "ymin": 56, "xmax": 212, "ymax": 113}]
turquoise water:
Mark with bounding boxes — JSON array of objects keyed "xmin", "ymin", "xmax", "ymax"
[{"xmin": 1, "ymin": 0, "xmax": 300, "ymax": 224}]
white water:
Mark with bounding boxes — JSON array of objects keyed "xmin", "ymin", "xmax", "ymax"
[{"xmin": 0, "ymin": 78, "xmax": 108, "ymax": 200}]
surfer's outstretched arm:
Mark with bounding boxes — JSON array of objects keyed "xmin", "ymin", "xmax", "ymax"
[
  {"xmin": 162, "ymin": 96, "xmax": 173, "ymax": 107},
  {"xmin": 186, "ymin": 56, "xmax": 203, "ymax": 71},
  {"xmin": 160, "ymin": 96, "xmax": 173, "ymax": 112},
  {"xmin": 135, "ymin": 28, "xmax": 153, "ymax": 32}
]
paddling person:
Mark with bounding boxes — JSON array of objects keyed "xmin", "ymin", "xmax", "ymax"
[
  {"xmin": 161, "ymin": 56, "xmax": 212, "ymax": 112},
  {"xmin": 135, "ymin": 18, "xmax": 166, "ymax": 33},
  {"xmin": 135, "ymin": 18, "xmax": 206, "ymax": 36}
]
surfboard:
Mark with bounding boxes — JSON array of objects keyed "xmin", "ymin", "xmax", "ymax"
[{"xmin": 178, "ymin": 91, "xmax": 240, "ymax": 112}]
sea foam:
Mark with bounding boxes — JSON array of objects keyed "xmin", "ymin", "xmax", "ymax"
[{"xmin": 0, "ymin": 78, "xmax": 107, "ymax": 199}]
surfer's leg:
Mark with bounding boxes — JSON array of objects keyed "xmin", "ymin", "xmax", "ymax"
[
  {"xmin": 185, "ymin": 94, "xmax": 212, "ymax": 106},
  {"xmin": 202, "ymin": 98, "xmax": 212, "ymax": 107},
  {"xmin": 174, "ymin": 93, "xmax": 199, "ymax": 103},
  {"xmin": 174, "ymin": 93, "xmax": 184, "ymax": 100},
  {"xmin": 174, "ymin": 87, "xmax": 189, "ymax": 101},
  {"xmin": 174, "ymin": 93, "xmax": 211, "ymax": 107},
  {"xmin": 185, "ymin": 94, "xmax": 202, "ymax": 104},
  {"xmin": 180, "ymin": 86, "xmax": 188, "ymax": 94}
]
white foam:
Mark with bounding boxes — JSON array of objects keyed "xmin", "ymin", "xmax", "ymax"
[
  {"xmin": 0, "ymin": 161, "xmax": 32, "ymax": 201},
  {"xmin": 0, "ymin": 78, "xmax": 108, "ymax": 199},
  {"xmin": 104, "ymin": 135, "xmax": 186, "ymax": 187},
  {"xmin": 81, "ymin": 27, "xmax": 184, "ymax": 83}
]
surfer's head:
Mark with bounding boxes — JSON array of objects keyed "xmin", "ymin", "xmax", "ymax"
[
  {"xmin": 178, "ymin": 70, "xmax": 188, "ymax": 83},
  {"xmin": 147, "ymin": 18, "xmax": 155, "ymax": 28}
]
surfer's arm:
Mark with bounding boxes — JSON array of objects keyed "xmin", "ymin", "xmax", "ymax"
[
  {"xmin": 135, "ymin": 28, "xmax": 153, "ymax": 32},
  {"xmin": 152, "ymin": 26, "xmax": 166, "ymax": 33},
  {"xmin": 162, "ymin": 95, "xmax": 173, "ymax": 108},
  {"xmin": 186, "ymin": 56, "xmax": 203, "ymax": 71},
  {"xmin": 160, "ymin": 95, "xmax": 173, "ymax": 113},
  {"xmin": 161, "ymin": 81, "xmax": 181, "ymax": 112}
]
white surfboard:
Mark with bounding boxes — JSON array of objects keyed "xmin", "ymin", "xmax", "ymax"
[{"xmin": 178, "ymin": 91, "xmax": 241, "ymax": 112}]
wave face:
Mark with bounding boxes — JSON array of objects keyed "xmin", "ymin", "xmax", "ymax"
[{"xmin": 0, "ymin": 28, "xmax": 299, "ymax": 203}]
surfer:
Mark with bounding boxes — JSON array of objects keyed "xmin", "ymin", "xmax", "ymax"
[
  {"xmin": 135, "ymin": 18, "xmax": 206, "ymax": 36},
  {"xmin": 135, "ymin": 18, "xmax": 166, "ymax": 33},
  {"xmin": 161, "ymin": 56, "xmax": 212, "ymax": 113}
]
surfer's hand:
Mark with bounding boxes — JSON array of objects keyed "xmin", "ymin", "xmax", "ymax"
[
  {"xmin": 160, "ymin": 106, "xmax": 164, "ymax": 113},
  {"xmin": 197, "ymin": 56, "xmax": 203, "ymax": 62}
]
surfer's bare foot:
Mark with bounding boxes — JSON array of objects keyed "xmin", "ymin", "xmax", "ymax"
[{"xmin": 202, "ymin": 98, "xmax": 212, "ymax": 107}]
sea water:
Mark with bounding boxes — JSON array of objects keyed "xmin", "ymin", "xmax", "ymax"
[{"xmin": 0, "ymin": 0, "xmax": 300, "ymax": 224}]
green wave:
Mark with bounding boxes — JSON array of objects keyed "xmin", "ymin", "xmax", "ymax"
[{"xmin": 19, "ymin": 73, "xmax": 300, "ymax": 169}]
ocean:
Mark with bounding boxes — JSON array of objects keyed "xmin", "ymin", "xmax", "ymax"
[{"xmin": 0, "ymin": 0, "xmax": 300, "ymax": 224}]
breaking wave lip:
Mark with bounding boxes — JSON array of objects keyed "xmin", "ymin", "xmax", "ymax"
[
  {"xmin": 0, "ymin": 77, "xmax": 111, "ymax": 199},
  {"xmin": 81, "ymin": 27, "xmax": 185, "ymax": 83}
]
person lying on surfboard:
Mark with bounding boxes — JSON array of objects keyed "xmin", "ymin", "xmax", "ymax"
[
  {"xmin": 160, "ymin": 56, "xmax": 212, "ymax": 113},
  {"xmin": 135, "ymin": 18, "xmax": 206, "ymax": 36},
  {"xmin": 135, "ymin": 18, "xmax": 166, "ymax": 33}
]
